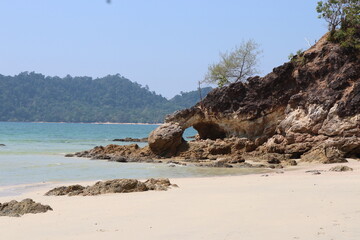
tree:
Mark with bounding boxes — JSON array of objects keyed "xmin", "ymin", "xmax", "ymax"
[
  {"xmin": 317, "ymin": 0, "xmax": 360, "ymax": 49},
  {"xmin": 317, "ymin": 0, "xmax": 360, "ymax": 32},
  {"xmin": 203, "ymin": 39, "xmax": 261, "ymax": 87}
]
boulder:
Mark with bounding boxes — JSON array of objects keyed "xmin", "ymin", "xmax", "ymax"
[
  {"xmin": 301, "ymin": 146, "xmax": 347, "ymax": 164},
  {"xmin": 148, "ymin": 123, "xmax": 184, "ymax": 156},
  {"xmin": 0, "ymin": 199, "xmax": 52, "ymax": 217}
]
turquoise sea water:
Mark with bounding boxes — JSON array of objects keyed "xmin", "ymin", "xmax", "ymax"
[{"xmin": 0, "ymin": 122, "xmax": 265, "ymax": 193}]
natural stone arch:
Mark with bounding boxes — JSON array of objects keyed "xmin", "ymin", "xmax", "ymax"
[
  {"xmin": 148, "ymin": 105, "xmax": 284, "ymax": 157},
  {"xmin": 192, "ymin": 122, "xmax": 226, "ymax": 140},
  {"xmin": 148, "ymin": 121, "xmax": 228, "ymax": 157}
]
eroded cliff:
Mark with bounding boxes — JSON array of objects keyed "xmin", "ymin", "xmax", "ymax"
[{"xmin": 148, "ymin": 34, "xmax": 360, "ymax": 164}]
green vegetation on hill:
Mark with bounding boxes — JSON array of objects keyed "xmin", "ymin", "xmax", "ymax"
[
  {"xmin": 0, "ymin": 72, "xmax": 212, "ymax": 123},
  {"xmin": 169, "ymin": 88, "xmax": 212, "ymax": 109}
]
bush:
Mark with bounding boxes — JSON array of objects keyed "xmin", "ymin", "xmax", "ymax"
[{"xmin": 329, "ymin": 27, "xmax": 360, "ymax": 50}]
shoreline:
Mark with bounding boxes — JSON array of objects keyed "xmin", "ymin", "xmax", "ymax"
[
  {"xmin": 0, "ymin": 159, "xmax": 357, "ymax": 197},
  {"xmin": 0, "ymin": 160, "xmax": 359, "ymax": 239},
  {"xmin": 0, "ymin": 163, "xmax": 274, "ymax": 197}
]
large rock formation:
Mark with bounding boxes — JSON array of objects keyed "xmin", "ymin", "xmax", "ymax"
[
  {"xmin": 68, "ymin": 33, "xmax": 359, "ymax": 167},
  {"xmin": 149, "ymin": 34, "xmax": 360, "ymax": 163}
]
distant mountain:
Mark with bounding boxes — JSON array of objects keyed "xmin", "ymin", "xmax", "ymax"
[
  {"xmin": 0, "ymin": 72, "xmax": 212, "ymax": 123},
  {"xmin": 169, "ymin": 87, "xmax": 212, "ymax": 109}
]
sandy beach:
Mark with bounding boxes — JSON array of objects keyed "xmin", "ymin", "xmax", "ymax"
[{"xmin": 0, "ymin": 160, "xmax": 359, "ymax": 240}]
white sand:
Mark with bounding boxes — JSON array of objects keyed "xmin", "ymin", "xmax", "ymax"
[{"xmin": 0, "ymin": 160, "xmax": 359, "ymax": 240}]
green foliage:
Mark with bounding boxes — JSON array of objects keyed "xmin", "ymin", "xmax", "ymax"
[
  {"xmin": 0, "ymin": 72, "xmax": 211, "ymax": 123},
  {"xmin": 330, "ymin": 27, "xmax": 360, "ymax": 49},
  {"xmin": 203, "ymin": 39, "xmax": 261, "ymax": 87},
  {"xmin": 317, "ymin": 0, "xmax": 360, "ymax": 49},
  {"xmin": 288, "ymin": 49, "xmax": 306, "ymax": 65},
  {"xmin": 169, "ymin": 87, "xmax": 212, "ymax": 109}
]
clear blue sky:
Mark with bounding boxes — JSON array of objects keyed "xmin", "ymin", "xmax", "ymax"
[{"xmin": 0, "ymin": 0, "xmax": 326, "ymax": 98}]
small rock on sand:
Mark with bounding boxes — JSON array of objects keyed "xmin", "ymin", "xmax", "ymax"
[
  {"xmin": 329, "ymin": 165, "xmax": 353, "ymax": 172},
  {"xmin": 45, "ymin": 178, "xmax": 177, "ymax": 196}
]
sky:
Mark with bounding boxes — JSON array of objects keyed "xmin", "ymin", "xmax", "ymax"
[{"xmin": 0, "ymin": 0, "xmax": 327, "ymax": 98}]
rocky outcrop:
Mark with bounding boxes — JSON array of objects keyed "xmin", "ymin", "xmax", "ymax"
[
  {"xmin": 148, "ymin": 34, "xmax": 360, "ymax": 162},
  {"xmin": 0, "ymin": 199, "xmax": 52, "ymax": 217},
  {"xmin": 67, "ymin": 33, "xmax": 359, "ymax": 167},
  {"xmin": 45, "ymin": 178, "xmax": 177, "ymax": 196},
  {"xmin": 67, "ymin": 144, "xmax": 157, "ymax": 162}
]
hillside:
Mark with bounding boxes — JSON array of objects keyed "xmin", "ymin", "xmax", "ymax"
[{"xmin": 0, "ymin": 72, "xmax": 211, "ymax": 123}]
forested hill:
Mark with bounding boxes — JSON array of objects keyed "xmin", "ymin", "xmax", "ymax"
[{"xmin": 0, "ymin": 72, "xmax": 212, "ymax": 123}]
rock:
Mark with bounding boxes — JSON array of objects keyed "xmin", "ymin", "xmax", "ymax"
[
  {"xmin": 148, "ymin": 123, "xmax": 184, "ymax": 156},
  {"xmin": 210, "ymin": 160, "xmax": 233, "ymax": 168},
  {"xmin": 113, "ymin": 137, "xmax": 148, "ymax": 142},
  {"xmin": 301, "ymin": 146, "xmax": 347, "ymax": 164},
  {"xmin": 0, "ymin": 144, "xmax": 5, "ymax": 147},
  {"xmin": 72, "ymin": 144, "xmax": 155, "ymax": 162},
  {"xmin": 45, "ymin": 178, "xmax": 176, "ymax": 196},
  {"xmin": 228, "ymin": 155, "xmax": 245, "ymax": 164},
  {"xmin": 0, "ymin": 199, "xmax": 52, "ymax": 217},
  {"xmin": 81, "ymin": 179, "xmax": 147, "ymax": 196},
  {"xmin": 268, "ymin": 164, "xmax": 283, "ymax": 169},
  {"xmin": 329, "ymin": 165, "xmax": 353, "ymax": 172},
  {"xmin": 186, "ymin": 135, "xmax": 196, "ymax": 139},
  {"xmin": 267, "ymin": 157, "xmax": 281, "ymax": 164},
  {"xmin": 144, "ymin": 178, "xmax": 173, "ymax": 191},
  {"xmin": 208, "ymin": 145, "xmax": 231, "ymax": 155},
  {"xmin": 285, "ymin": 159, "xmax": 298, "ymax": 166},
  {"xmin": 64, "ymin": 153, "xmax": 75, "ymax": 157},
  {"xmin": 305, "ymin": 170, "xmax": 324, "ymax": 175},
  {"xmin": 91, "ymin": 154, "xmax": 111, "ymax": 160},
  {"xmin": 45, "ymin": 184, "xmax": 85, "ymax": 196},
  {"xmin": 109, "ymin": 156, "xmax": 127, "ymax": 162}
]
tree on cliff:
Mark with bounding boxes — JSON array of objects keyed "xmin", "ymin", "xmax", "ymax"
[
  {"xmin": 317, "ymin": 0, "xmax": 360, "ymax": 32},
  {"xmin": 202, "ymin": 39, "xmax": 261, "ymax": 87},
  {"xmin": 317, "ymin": 0, "xmax": 360, "ymax": 49}
]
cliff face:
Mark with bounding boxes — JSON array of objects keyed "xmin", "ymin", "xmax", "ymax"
[{"xmin": 149, "ymin": 34, "xmax": 360, "ymax": 162}]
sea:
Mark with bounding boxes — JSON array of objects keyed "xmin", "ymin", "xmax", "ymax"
[{"xmin": 0, "ymin": 122, "xmax": 266, "ymax": 195}]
